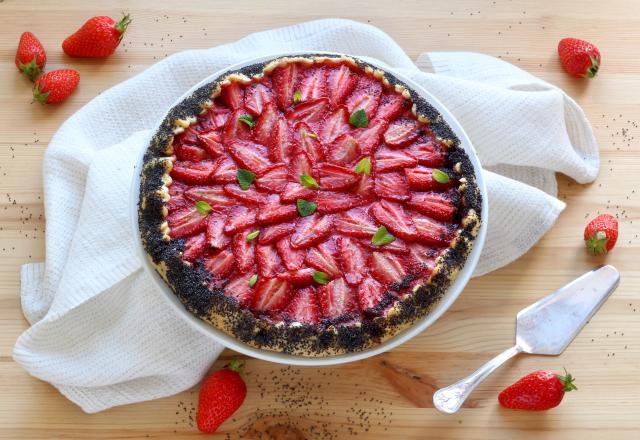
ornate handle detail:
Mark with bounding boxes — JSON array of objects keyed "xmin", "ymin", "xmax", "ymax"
[{"xmin": 433, "ymin": 345, "xmax": 522, "ymax": 414}]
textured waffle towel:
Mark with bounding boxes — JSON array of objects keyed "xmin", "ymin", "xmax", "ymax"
[{"xmin": 13, "ymin": 19, "xmax": 598, "ymax": 413}]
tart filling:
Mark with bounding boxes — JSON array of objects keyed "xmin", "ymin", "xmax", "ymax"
[{"xmin": 139, "ymin": 54, "xmax": 481, "ymax": 356}]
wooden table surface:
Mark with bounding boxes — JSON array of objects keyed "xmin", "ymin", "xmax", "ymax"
[{"xmin": 1, "ymin": 0, "xmax": 639, "ymax": 438}]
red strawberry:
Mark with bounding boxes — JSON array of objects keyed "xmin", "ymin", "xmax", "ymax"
[
  {"xmin": 221, "ymin": 82, "xmax": 245, "ymax": 110},
  {"xmin": 290, "ymin": 214, "xmax": 334, "ymax": 249},
  {"xmin": 272, "ymin": 63, "xmax": 299, "ymax": 110},
  {"xmin": 203, "ymin": 249, "xmax": 235, "ymax": 278},
  {"xmin": 210, "ymin": 156, "xmax": 238, "ymax": 184},
  {"xmin": 346, "ymin": 76, "xmax": 383, "ymax": 119},
  {"xmin": 223, "ymin": 109, "xmax": 253, "ymax": 143},
  {"xmin": 289, "ymin": 146, "xmax": 316, "ymax": 177},
  {"xmin": 370, "ymin": 200, "xmax": 418, "ymax": 241},
  {"xmin": 254, "ymin": 103, "xmax": 279, "ymax": 146},
  {"xmin": 267, "ymin": 116, "xmax": 293, "ymax": 163},
  {"xmin": 305, "ymin": 240, "xmax": 341, "ymax": 278},
  {"xmin": 287, "ymin": 97, "xmax": 329, "ymax": 125},
  {"xmin": 171, "ymin": 160, "xmax": 215, "ymax": 185},
  {"xmin": 405, "ymin": 166, "xmax": 454, "ymax": 191},
  {"xmin": 201, "ymin": 105, "xmax": 231, "ymax": 131},
  {"xmin": 375, "ymin": 93, "xmax": 406, "ymax": 121},
  {"xmin": 317, "ymin": 164, "xmax": 359, "ymax": 191},
  {"xmin": 406, "ymin": 138, "xmax": 446, "ymax": 167},
  {"xmin": 317, "ymin": 278, "xmax": 357, "ymax": 320},
  {"xmin": 62, "ymin": 13, "xmax": 131, "ymax": 58},
  {"xmin": 353, "ymin": 119, "xmax": 389, "ymax": 155},
  {"xmin": 223, "ymin": 206, "xmax": 256, "ymax": 234},
  {"xmin": 357, "ymin": 277, "xmax": 387, "ymax": 312},
  {"xmin": 255, "ymin": 163, "xmax": 288, "ymax": 192},
  {"xmin": 224, "ymin": 273, "xmax": 254, "ymax": 306},
  {"xmin": 223, "ymin": 184, "xmax": 266, "ymax": 205},
  {"xmin": 175, "ymin": 144, "xmax": 209, "ymax": 162},
  {"xmin": 256, "ymin": 244, "xmax": 283, "ymax": 278},
  {"xmin": 334, "ymin": 208, "xmax": 378, "ymax": 238},
  {"xmin": 15, "ymin": 32, "xmax": 46, "ymax": 80},
  {"xmin": 283, "ymin": 287, "xmax": 319, "ymax": 324},
  {"xmin": 584, "ymin": 213, "xmax": 618, "ymax": 255},
  {"xmin": 226, "ymin": 140, "xmax": 271, "ymax": 174},
  {"xmin": 258, "ymin": 220, "xmax": 297, "ymax": 245},
  {"xmin": 315, "ymin": 192, "xmax": 366, "ymax": 214},
  {"xmin": 374, "ymin": 172, "xmax": 410, "ymax": 202},
  {"xmin": 167, "ymin": 206, "xmax": 208, "ymax": 238},
  {"xmin": 232, "ymin": 233, "xmax": 256, "ymax": 273},
  {"xmin": 280, "ymin": 182, "xmax": 315, "ymax": 204},
  {"xmin": 252, "ymin": 277, "xmax": 291, "ymax": 312},
  {"xmin": 293, "ymin": 123, "xmax": 324, "ymax": 163},
  {"xmin": 499, "ymin": 370, "xmax": 577, "ymax": 411},
  {"xmin": 325, "ymin": 134, "xmax": 360, "ymax": 165},
  {"xmin": 558, "ymin": 38, "xmax": 601, "ymax": 78},
  {"xmin": 32, "ymin": 69, "xmax": 80, "ymax": 104},
  {"xmin": 256, "ymin": 196, "xmax": 298, "ymax": 225},
  {"xmin": 375, "ymin": 146, "xmax": 418, "ymax": 173},
  {"xmin": 206, "ymin": 214, "xmax": 231, "ymax": 249},
  {"xmin": 276, "ymin": 237, "xmax": 306, "ymax": 271},
  {"xmin": 362, "ymin": 236, "xmax": 409, "ymax": 255},
  {"xmin": 175, "ymin": 126, "xmax": 199, "ymax": 145},
  {"xmin": 353, "ymin": 174, "xmax": 376, "ymax": 200},
  {"xmin": 327, "ymin": 64, "xmax": 358, "ymax": 106},
  {"xmin": 167, "ymin": 182, "xmax": 189, "ymax": 211},
  {"xmin": 196, "ymin": 359, "xmax": 247, "ymax": 434},
  {"xmin": 369, "ymin": 251, "xmax": 407, "ymax": 285},
  {"xmin": 182, "ymin": 233, "xmax": 207, "ymax": 262},
  {"xmin": 336, "ymin": 236, "xmax": 369, "ymax": 286},
  {"xmin": 280, "ymin": 267, "xmax": 316, "ymax": 287},
  {"xmin": 244, "ymin": 82, "xmax": 274, "ymax": 116},
  {"xmin": 407, "ymin": 192, "xmax": 456, "ymax": 222},
  {"xmin": 412, "ymin": 212, "xmax": 455, "ymax": 246},
  {"xmin": 406, "ymin": 242, "xmax": 438, "ymax": 275},
  {"xmin": 383, "ymin": 118, "xmax": 420, "ymax": 148},
  {"xmin": 298, "ymin": 66, "xmax": 327, "ymax": 102},
  {"xmin": 198, "ymin": 131, "xmax": 224, "ymax": 157},
  {"xmin": 319, "ymin": 106, "xmax": 351, "ymax": 144},
  {"xmin": 185, "ymin": 185, "xmax": 235, "ymax": 210}
]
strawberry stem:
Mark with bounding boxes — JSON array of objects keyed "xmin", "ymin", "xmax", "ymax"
[
  {"xmin": 226, "ymin": 358, "xmax": 244, "ymax": 374},
  {"xmin": 115, "ymin": 12, "xmax": 132, "ymax": 36},
  {"xmin": 557, "ymin": 368, "xmax": 578, "ymax": 392},
  {"xmin": 32, "ymin": 83, "xmax": 50, "ymax": 105},
  {"xmin": 586, "ymin": 55, "xmax": 599, "ymax": 78},
  {"xmin": 19, "ymin": 57, "xmax": 43, "ymax": 82},
  {"xmin": 585, "ymin": 230, "xmax": 608, "ymax": 255}
]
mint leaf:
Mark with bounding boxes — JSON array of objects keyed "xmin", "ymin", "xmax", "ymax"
[
  {"xmin": 237, "ymin": 169, "xmax": 256, "ymax": 190},
  {"xmin": 349, "ymin": 109, "xmax": 368, "ymax": 128},
  {"xmin": 195, "ymin": 201, "xmax": 213, "ymax": 215},
  {"xmin": 299, "ymin": 174, "xmax": 319, "ymax": 189},
  {"xmin": 296, "ymin": 199, "xmax": 317, "ymax": 217},
  {"xmin": 248, "ymin": 274, "xmax": 258, "ymax": 287},
  {"xmin": 312, "ymin": 271, "xmax": 330, "ymax": 285},
  {"xmin": 238, "ymin": 114, "xmax": 254, "ymax": 128},
  {"xmin": 293, "ymin": 90, "xmax": 302, "ymax": 103},
  {"xmin": 371, "ymin": 226, "xmax": 396, "ymax": 246},
  {"xmin": 354, "ymin": 157, "xmax": 372, "ymax": 176},
  {"xmin": 245, "ymin": 230, "xmax": 260, "ymax": 242},
  {"xmin": 432, "ymin": 169, "xmax": 450, "ymax": 184}
]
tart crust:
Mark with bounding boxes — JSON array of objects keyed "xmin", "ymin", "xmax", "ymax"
[{"xmin": 138, "ymin": 54, "xmax": 482, "ymax": 357}]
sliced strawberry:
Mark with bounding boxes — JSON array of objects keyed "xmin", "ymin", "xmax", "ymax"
[
  {"xmin": 258, "ymin": 220, "xmax": 297, "ymax": 245},
  {"xmin": 169, "ymin": 180, "xmax": 188, "ymax": 197},
  {"xmin": 336, "ymin": 236, "xmax": 369, "ymax": 286},
  {"xmin": 276, "ymin": 237, "xmax": 306, "ymax": 271},
  {"xmin": 406, "ymin": 192, "xmax": 457, "ymax": 222},
  {"xmin": 406, "ymin": 242, "xmax": 439, "ymax": 276},
  {"xmin": 256, "ymin": 244, "xmax": 283, "ymax": 278},
  {"xmin": 286, "ymin": 97, "xmax": 329, "ymax": 124},
  {"xmin": 254, "ymin": 103, "xmax": 279, "ymax": 146},
  {"xmin": 256, "ymin": 195, "xmax": 298, "ymax": 225},
  {"xmin": 280, "ymin": 267, "xmax": 316, "ymax": 287},
  {"xmin": 406, "ymin": 138, "xmax": 446, "ymax": 167},
  {"xmin": 405, "ymin": 166, "xmax": 455, "ymax": 191},
  {"xmin": 315, "ymin": 191, "xmax": 367, "ymax": 214},
  {"xmin": 383, "ymin": 118, "xmax": 420, "ymax": 148},
  {"xmin": 223, "ymin": 205, "xmax": 256, "ymax": 234},
  {"xmin": 327, "ymin": 65, "xmax": 358, "ymax": 106},
  {"xmin": 170, "ymin": 160, "xmax": 215, "ymax": 185},
  {"xmin": 293, "ymin": 123, "xmax": 324, "ymax": 163},
  {"xmin": 203, "ymin": 105, "xmax": 231, "ymax": 130},
  {"xmin": 289, "ymin": 149, "xmax": 315, "ymax": 179},
  {"xmin": 272, "ymin": 63, "xmax": 299, "ymax": 110},
  {"xmin": 232, "ymin": 232, "xmax": 256, "ymax": 273},
  {"xmin": 210, "ymin": 155, "xmax": 237, "ymax": 184},
  {"xmin": 182, "ymin": 232, "xmax": 207, "ymax": 262},
  {"xmin": 290, "ymin": 213, "xmax": 334, "ymax": 249},
  {"xmin": 206, "ymin": 213, "xmax": 231, "ymax": 249},
  {"xmin": 223, "ymin": 109, "xmax": 253, "ymax": 143},
  {"xmin": 319, "ymin": 106, "xmax": 350, "ymax": 144},
  {"xmin": 174, "ymin": 126, "xmax": 199, "ymax": 145},
  {"xmin": 346, "ymin": 76, "xmax": 383, "ymax": 119},
  {"xmin": 167, "ymin": 190, "xmax": 188, "ymax": 211},
  {"xmin": 370, "ymin": 200, "xmax": 418, "ymax": 241},
  {"xmin": 369, "ymin": 251, "xmax": 408, "ymax": 285},
  {"xmin": 280, "ymin": 181, "xmax": 315, "ymax": 203},
  {"xmin": 252, "ymin": 277, "xmax": 291, "ymax": 312},
  {"xmin": 244, "ymin": 82, "xmax": 274, "ymax": 117},
  {"xmin": 268, "ymin": 116, "xmax": 294, "ymax": 163},
  {"xmin": 255, "ymin": 163, "xmax": 288, "ymax": 192},
  {"xmin": 203, "ymin": 248, "xmax": 235, "ymax": 278},
  {"xmin": 334, "ymin": 208, "xmax": 378, "ymax": 238},
  {"xmin": 317, "ymin": 164, "xmax": 359, "ymax": 191},
  {"xmin": 325, "ymin": 134, "xmax": 360, "ymax": 165},
  {"xmin": 412, "ymin": 212, "xmax": 456, "ymax": 246},
  {"xmin": 374, "ymin": 172, "xmax": 410, "ymax": 202},
  {"xmin": 167, "ymin": 206, "xmax": 208, "ymax": 238},
  {"xmin": 224, "ymin": 272, "xmax": 254, "ymax": 307},
  {"xmin": 375, "ymin": 146, "xmax": 418, "ymax": 173},
  {"xmin": 298, "ymin": 66, "xmax": 327, "ymax": 102},
  {"xmin": 317, "ymin": 278, "xmax": 357, "ymax": 320},
  {"xmin": 226, "ymin": 140, "xmax": 272, "ymax": 173},
  {"xmin": 184, "ymin": 185, "xmax": 235, "ymax": 210},
  {"xmin": 362, "ymin": 236, "xmax": 409, "ymax": 254},
  {"xmin": 220, "ymin": 82, "xmax": 244, "ymax": 110},
  {"xmin": 375, "ymin": 93, "xmax": 406, "ymax": 121},
  {"xmin": 353, "ymin": 119, "xmax": 388, "ymax": 155},
  {"xmin": 357, "ymin": 276, "xmax": 388, "ymax": 312},
  {"xmin": 223, "ymin": 184, "xmax": 266, "ymax": 204},
  {"xmin": 305, "ymin": 240, "xmax": 341, "ymax": 278},
  {"xmin": 175, "ymin": 144, "xmax": 209, "ymax": 162},
  {"xmin": 353, "ymin": 174, "xmax": 376, "ymax": 200},
  {"xmin": 283, "ymin": 287, "xmax": 319, "ymax": 324},
  {"xmin": 197, "ymin": 131, "xmax": 224, "ymax": 157}
]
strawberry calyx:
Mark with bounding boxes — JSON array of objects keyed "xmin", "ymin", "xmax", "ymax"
[
  {"xmin": 586, "ymin": 55, "xmax": 599, "ymax": 78},
  {"xmin": 585, "ymin": 230, "xmax": 608, "ymax": 255},
  {"xmin": 115, "ymin": 13, "xmax": 132, "ymax": 38},
  {"xmin": 225, "ymin": 358, "xmax": 244, "ymax": 374},
  {"xmin": 19, "ymin": 57, "xmax": 43, "ymax": 81},
  {"xmin": 556, "ymin": 369, "xmax": 578, "ymax": 392},
  {"xmin": 32, "ymin": 83, "xmax": 50, "ymax": 105}
]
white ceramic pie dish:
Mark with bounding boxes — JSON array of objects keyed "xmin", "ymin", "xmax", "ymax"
[{"xmin": 131, "ymin": 51, "xmax": 488, "ymax": 366}]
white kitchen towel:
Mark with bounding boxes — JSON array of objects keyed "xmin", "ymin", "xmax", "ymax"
[{"xmin": 13, "ymin": 19, "xmax": 599, "ymax": 413}]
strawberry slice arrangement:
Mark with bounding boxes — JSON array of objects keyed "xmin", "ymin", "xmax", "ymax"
[{"xmin": 141, "ymin": 55, "xmax": 481, "ymax": 355}]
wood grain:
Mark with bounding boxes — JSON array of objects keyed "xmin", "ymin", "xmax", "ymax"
[{"xmin": 1, "ymin": 0, "xmax": 639, "ymax": 438}]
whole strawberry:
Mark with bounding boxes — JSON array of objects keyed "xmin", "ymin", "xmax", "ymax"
[
  {"xmin": 196, "ymin": 359, "xmax": 247, "ymax": 433},
  {"xmin": 62, "ymin": 13, "xmax": 131, "ymax": 58},
  {"xmin": 32, "ymin": 69, "xmax": 80, "ymax": 105},
  {"xmin": 584, "ymin": 213, "xmax": 618, "ymax": 255},
  {"xmin": 15, "ymin": 32, "xmax": 47, "ymax": 81},
  {"xmin": 558, "ymin": 37, "xmax": 601, "ymax": 78},
  {"xmin": 499, "ymin": 370, "xmax": 577, "ymax": 411}
]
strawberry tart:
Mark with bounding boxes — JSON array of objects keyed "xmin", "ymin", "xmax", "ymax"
[{"xmin": 138, "ymin": 54, "xmax": 481, "ymax": 356}]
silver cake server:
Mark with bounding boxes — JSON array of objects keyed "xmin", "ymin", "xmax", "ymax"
[{"xmin": 433, "ymin": 265, "xmax": 620, "ymax": 414}]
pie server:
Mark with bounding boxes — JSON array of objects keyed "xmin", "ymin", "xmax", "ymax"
[{"xmin": 433, "ymin": 265, "xmax": 620, "ymax": 414}]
